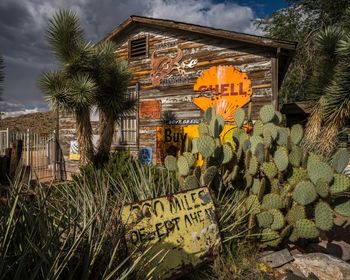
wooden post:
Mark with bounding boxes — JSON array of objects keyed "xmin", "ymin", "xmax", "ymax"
[
  {"xmin": 26, "ymin": 129, "xmax": 30, "ymax": 166},
  {"xmin": 272, "ymin": 49, "xmax": 280, "ymax": 110},
  {"xmin": 9, "ymin": 140, "xmax": 23, "ymax": 178},
  {"xmin": 53, "ymin": 130, "xmax": 57, "ymax": 181}
]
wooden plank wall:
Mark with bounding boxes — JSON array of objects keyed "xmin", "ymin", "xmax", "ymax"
[
  {"xmin": 114, "ymin": 27, "xmax": 274, "ymax": 163},
  {"xmin": 59, "ymin": 26, "xmax": 276, "ymax": 167}
]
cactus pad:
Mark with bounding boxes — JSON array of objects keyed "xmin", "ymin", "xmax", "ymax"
[
  {"xmin": 274, "ymin": 147, "xmax": 289, "ymax": 172},
  {"xmin": 307, "ymin": 160, "xmax": 334, "ymax": 185},
  {"xmin": 210, "ymin": 115, "xmax": 224, "ymax": 138},
  {"xmin": 248, "ymin": 155, "xmax": 259, "ymax": 175},
  {"xmin": 292, "ymin": 180, "xmax": 317, "ymax": 205},
  {"xmin": 245, "ymin": 195, "xmax": 260, "ymax": 214},
  {"xmin": 288, "ymin": 167, "xmax": 308, "ymax": 186},
  {"xmin": 259, "ymin": 105, "xmax": 276, "ymax": 124},
  {"xmin": 205, "ymin": 107, "xmax": 214, "ymax": 122},
  {"xmin": 262, "ymin": 193, "xmax": 284, "ymax": 209},
  {"xmin": 315, "ymin": 201, "xmax": 333, "ymax": 231},
  {"xmin": 332, "ymin": 148, "xmax": 350, "ymax": 173},
  {"xmin": 277, "ymin": 127, "xmax": 289, "ymax": 146},
  {"xmin": 183, "ymin": 152, "xmax": 196, "ymax": 168},
  {"xmin": 177, "ymin": 155, "xmax": 190, "ymax": 176},
  {"xmin": 201, "ymin": 166, "xmax": 218, "ymax": 186},
  {"xmin": 257, "ymin": 211, "xmax": 273, "ymax": 228},
  {"xmin": 289, "ymin": 228, "xmax": 299, "ymax": 242},
  {"xmin": 330, "ymin": 173, "xmax": 350, "ymax": 194},
  {"xmin": 164, "ymin": 155, "xmax": 177, "ymax": 171},
  {"xmin": 263, "ymin": 123, "xmax": 278, "ymax": 140},
  {"xmin": 198, "ymin": 135, "xmax": 216, "ymax": 158},
  {"xmin": 191, "ymin": 138, "xmax": 198, "ymax": 154},
  {"xmin": 254, "ymin": 143, "xmax": 265, "ymax": 164},
  {"xmin": 269, "ymin": 209, "xmax": 285, "ymax": 230},
  {"xmin": 261, "ymin": 162, "xmax": 279, "ymax": 179},
  {"xmin": 290, "ymin": 124, "xmax": 304, "ymax": 145},
  {"xmin": 289, "ymin": 145, "xmax": 303, "ymax": 167},
  {"xmin": 315, "ymin": 178, "xmax": 329, "ymax": 198},
  {"xmin": 295, "ymin": 219, "xmax": 319, "ymax": 239},
  {"xmin": 250, "ymin": 135, "xmax": 264, "ymax": 154},
  {"xmin": 222, "ymin": 143, "xmax": 234, "ymax": 164},
  {"xmin": 234, "ymin": 108, "xmax": 245, "ymax": 128},
  {"xmin": 198, "ymin": 122, "xmax": 210, "ymax": 136},
  {"xmin": 286, "ymin": 204, "xmax": 306, "ymax": 224},
  {"xmin": 253, "ymin": 120, "xmax": 264, "ymax": 136},
  {"xmin": 183, "ymin": 175, "xmax": 199, "ymax": 190},
  {"xmin": 261, "ymin": 228, "xmax": 281, "ymax": 247},
  {"xmin": 333, "ymin": 197, "xmax": 350, "ymax": 217}
]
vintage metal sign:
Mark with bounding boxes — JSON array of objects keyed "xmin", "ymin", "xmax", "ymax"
[
  {"xmin": 121, "ymin": 187, "xmax": 221, "ymax": 279},
  {"xmin": 150, "ymin": 47, "xmax": 198, "ymax": 86},
  {"xmin": 193, "ymin": 65, "xmax": 252, "ymax": 121},
  {"xmin": 69, "ymin": 140, "xmax": 80, "ymax": 161},
  {"xmin": 140, "ymin": 100, "xmax": 161, "ymax": 119}
]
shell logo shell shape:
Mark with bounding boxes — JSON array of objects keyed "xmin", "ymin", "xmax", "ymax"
[{"xmin": 193, "ymin": 65, "xmax": 252, "ymax": 122}]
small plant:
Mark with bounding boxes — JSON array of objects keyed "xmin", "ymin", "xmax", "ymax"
[{"xmin": 165, "ymin": 106, "xmax": 350, "ymax": 247}]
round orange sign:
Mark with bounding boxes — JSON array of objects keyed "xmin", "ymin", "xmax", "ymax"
[{"xmin": 193, "ymin": 65, "xmax": 252, "ymax": 121}]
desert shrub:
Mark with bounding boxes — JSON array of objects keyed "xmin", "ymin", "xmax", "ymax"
[{"xmin": 0, "ymin": 168, "xmax": 140, "ymax": 279}]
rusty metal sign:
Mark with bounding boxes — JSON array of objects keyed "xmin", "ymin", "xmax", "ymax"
[
  {"xmin": 121, "ymin": 187, "xmax": 221, "ymax": 279},
  {"xmin": 193, "ymin": 65, "xmax": 252, "ymax": 121},
  {"xmin": 139, "ymin": 100, "xmax": 161, "ymax": 119}
]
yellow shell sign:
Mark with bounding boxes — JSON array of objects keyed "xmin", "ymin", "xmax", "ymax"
[
  {"xmin": 121, "ymin": 187, "xmax": 221, "ymax": 279},
  {"xmin": 193, "ymin": 65, "xmax": 252, "ymax": 121}
]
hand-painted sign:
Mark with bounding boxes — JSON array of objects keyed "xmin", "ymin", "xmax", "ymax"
[
  {"xmin": 121, "ymin": 187, "xmax": 221, "ymax": 279},
  {"xmin": 139, "ymin": 147, "xmax": 152, "ymax": 164},
  {"xmin": 69, "ymin": 140, "xmax": 80, "ymax": 161},
  {"xmin": 150, "ymin": 47, "xmax": 198, "ymax": 86},
  {"xmin": 193, "ymin": 65, "xmax": 252, "ymax": 121},
  {"xmin": 156, "ymin": 124, "xmax": 237, "ymax": 164},
  {"xmin": 140, "ymin": 100, "xmax": 161, "ymax": 119}
]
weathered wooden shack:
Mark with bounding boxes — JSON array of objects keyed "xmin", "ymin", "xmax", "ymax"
[{"xmin": 59, "ymin": 15, "xmax": 297, "ymax": 172}]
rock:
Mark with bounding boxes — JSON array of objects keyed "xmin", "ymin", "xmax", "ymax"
[
  {"xmin": 307, "ymin": 240, "xmax": 350, "ymax": 261},
  {"xmin": 260, "ymin": 249, "xmax": 294, "ymax": 268},
  {"xmin": 290, "ymin": 253, "xmax": 350, "ymax": 280}
]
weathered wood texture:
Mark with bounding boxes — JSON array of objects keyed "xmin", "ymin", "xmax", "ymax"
[
  {"xmin": 59, "ymin": 25, "xmax": 279, "ymax": 166},
  {"xmin": 113, "ymin": 27, "xmax": 275, "ymax": 163}
]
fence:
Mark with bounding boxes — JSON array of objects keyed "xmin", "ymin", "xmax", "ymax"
[{"xmin": 0, "ymin": 129, "xmax": 66, "ymax": 182}]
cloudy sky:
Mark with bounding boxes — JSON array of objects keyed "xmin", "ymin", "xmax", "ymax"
[{"xmin": 0, "ymin": 0, "xmax": 287, "ymax": 116}]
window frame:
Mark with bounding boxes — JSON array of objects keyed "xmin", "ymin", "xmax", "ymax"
[{"xmin": 114, "ymin": 85, "xmax": 139, "ymax": 148}]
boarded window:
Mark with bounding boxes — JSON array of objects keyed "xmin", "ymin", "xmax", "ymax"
[
  {"xmin": 114, "ymin": 86, "xmax": 138, "ymax": 146},
  {"xmin": 129, "ymin": 36, "xmax": 148, "ymax": 59}
]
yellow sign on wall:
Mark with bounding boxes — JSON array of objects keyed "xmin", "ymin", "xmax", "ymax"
[
  {"xmin": 193, "ymin": 65, "xmax": 252, "ymax": 121},
  {"xmin": 156, "ymin": 124, "xmax": 237, "ymax": 164},
  {"xmin": 121, "ymin": 187, "xmax": 221, "ymax": 279}
]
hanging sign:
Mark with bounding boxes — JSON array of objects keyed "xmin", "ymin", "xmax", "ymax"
[
  {"xmin": 121, "ymin": 187, "xmax": 221, "ymax": 279},
  {"xmin": 193, "ymin": 65, "xmax": 252, "ymax": 121}
]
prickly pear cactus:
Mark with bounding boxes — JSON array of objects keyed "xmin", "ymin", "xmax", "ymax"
[{"xmin": 164, "ymin": 105, "xmax": 350, "ymax": 247}]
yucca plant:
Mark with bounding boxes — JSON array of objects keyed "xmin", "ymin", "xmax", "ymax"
[
  {"xmin": 304, "ymin": 7, "xmax": 350, "ymax": 156},
  {"xmin": 0, "ymin": 168, "xmax": 144, "ymax": 279}
]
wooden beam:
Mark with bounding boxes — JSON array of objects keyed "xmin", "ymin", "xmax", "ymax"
[{"xmin": 271, "ymin": 56, "xmax": 279, "ymax": 110}]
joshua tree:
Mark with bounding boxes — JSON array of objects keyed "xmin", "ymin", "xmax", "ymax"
[
  {"xmin": 40, "ymin": 10, "xmax": 134, "ymax": 164},
  {"xmin": 91, "ymin": 40, "xmax": 134, "ymax": 163},
  {"xmin": 39, "ymin": 10, "xmax": 96, "ymax": 163}
]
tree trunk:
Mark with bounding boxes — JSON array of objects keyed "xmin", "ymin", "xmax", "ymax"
[
  {"xmin": 95, "ymin": 111, "xmax": 115, "ymax": 164},
  {"xmin": 76, "ymin": 109, "xmax": 94, "ymax": 164}
]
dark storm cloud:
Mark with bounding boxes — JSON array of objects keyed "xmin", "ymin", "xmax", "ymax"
[{"xmin": 0, "ymin": 0, "xmax": 263, "ymax": 116}]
